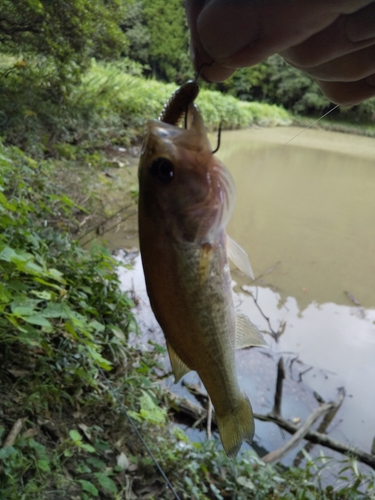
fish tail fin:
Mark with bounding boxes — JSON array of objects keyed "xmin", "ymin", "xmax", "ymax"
[{"xmin": 216, "ymin": 393, "xmax": 255, "ymax": 459}]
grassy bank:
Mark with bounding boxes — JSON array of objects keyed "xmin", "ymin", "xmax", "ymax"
[{"xmin": 0, "ymin": 60, "xmax": 290, "ymax": 157}]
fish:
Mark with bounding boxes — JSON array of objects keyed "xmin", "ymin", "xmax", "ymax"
[{"xmin": 138, "ymin": 82, "xmax": 267, "ymax": 458}]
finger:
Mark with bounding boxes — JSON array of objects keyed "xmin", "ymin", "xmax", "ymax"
[
  {"xmin": 317, "ymin": 75, "xmax": 375, "ymax": 106},
  {"xmin": 281, "ymin": 2, "xmax": 375, "ymax": 68},
  {"xmin": 294, "ymin": 45, "xmax": 375, "ymax": 82},
  {"xmin": 192, "ymin": 0, "xmax": 375, "ymax": 67},
  {"xmin": 190, "ymin": 0, "xmax": 337, "ymax": 82},
  {"xmin": 195, "ymin": 0, "xmax": 337, "ymax": 66}
]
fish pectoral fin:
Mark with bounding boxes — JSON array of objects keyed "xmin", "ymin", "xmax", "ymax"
[
  {"xmin": 167, "ymin": 341, "xmax": 191, "ymax": 384},
  {"xmin": 227, "ymin": 235, "xmax": 254, "ymax": 280},
  {"xmin": 236, "ymin": 313, "xmax": 268, "ymax": 349}
]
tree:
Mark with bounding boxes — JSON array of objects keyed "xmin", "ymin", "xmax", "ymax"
[
  {"xmin": 142, "ymin": 0, "xmax": 192, "ymax": 82},
  {"xmin": 121, "ymin": 0, "xmax": 150, "ymax": 66},
  {"xmin": 0, "ymin": 0, "xmax": 128, "ymax": 84}
]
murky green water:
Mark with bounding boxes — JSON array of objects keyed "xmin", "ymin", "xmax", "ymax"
[
  {"xmin": 113, "ymin": 126, "xmax": 375, "ymax": 464},
  {"xmin": 220, "ymin": 126, "xmax": 375, "ymax": 310}
]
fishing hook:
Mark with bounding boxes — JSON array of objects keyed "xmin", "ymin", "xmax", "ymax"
[
  {"xmin": 194, "ymin": 61, "xmax": 214, "ymax": 83},
  {"xmin": 212, "ymin": 121, "xmax": 223, "ymax": 154}
]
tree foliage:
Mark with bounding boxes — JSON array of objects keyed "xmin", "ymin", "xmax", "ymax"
[
  {"xmin": 220, "ymin": 56, "xmax": 331, "ymax": 115},
  {"xmin": 0, "ymin": 0, "xmax": 128, "ymax": 84},
  {"xmin": 121, "ymin": 0, "xmax": 151, "ymax": 66},
  {"xmin": 142, "ymin": 0, "xmax": 193, "ymax": 82}
]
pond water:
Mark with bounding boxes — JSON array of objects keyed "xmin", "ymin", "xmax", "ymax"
[{"xmin": 111, "ymin": 126, "xmax": 375, "ymax": 466}]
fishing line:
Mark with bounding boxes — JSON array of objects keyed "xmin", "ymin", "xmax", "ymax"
[
  {"xmin": 97, "ymin": 366, "xmax": 181, "ymax": 500},
  {"xmin": 282, "ymin": 104, "xmax": 339, "ymax": 146},
  {"xmin": 194, "ymin": 62, "xmax": 214, "ymax": 83}
]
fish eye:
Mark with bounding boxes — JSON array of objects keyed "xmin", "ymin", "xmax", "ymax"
[{"xmin": 149, "ymin": 157, "xmax": 174, "ymax": 185}]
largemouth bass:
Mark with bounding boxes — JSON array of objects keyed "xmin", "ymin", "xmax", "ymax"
[{"xmin": 138, "ymin": 82, "xmax": 266, "ymax": 458}]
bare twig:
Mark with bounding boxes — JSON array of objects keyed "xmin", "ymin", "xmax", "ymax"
[
  {"xmin": 294, "ymin": 392, "xmax": 344, "ymax": 466},
  {"xmin": 78, "ymin": 203, "xmax": 134, "ymax": 241},
  {"xmin": 254, "ymin": 261, "xmax": 281, "ymax": 281},
  {"xmin": 345, "ymin": 291, "xmax": 366, "ymax": 319},
  {"xmin": 2, "ymin": 418, "xmax": 25, "ymax": 448},
  {"xmin": 298, "ymin": 366, "xmax": 313, "ymax": 382},
  {"xmin": 167, "ymin": 386, "xmax": 375, "ymax": 469},
  {"xmin": 207, "ymin": 399, "xmax": 213, "ymax": 439},
  {"xmin": 261, "ymin": 389, "xmax": 345, "ymax": 464},
  {"xmin": 81, "ymin": 211, "xmax": 137, "ymax": 246},
  {"xmin": 242, "ymin": 287, "xmax": 285, "ymax": 342}
]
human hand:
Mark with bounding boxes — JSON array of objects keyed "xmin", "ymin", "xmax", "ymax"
[{"xmin": 186, "ymin": 0, "xmax": 375, "ymax": 105}]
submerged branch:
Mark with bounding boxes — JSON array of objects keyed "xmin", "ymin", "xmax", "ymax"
[
  {"xmin": 261, "ymin": 388, "xmax": 345, "ymax": 464},
  {"xmin": 272, "ymin": 357, "xmax": 285, "ymax": 417},
  {"xmin": 167, "ymin": 386, "xmax": 375, "ymax": 469}
]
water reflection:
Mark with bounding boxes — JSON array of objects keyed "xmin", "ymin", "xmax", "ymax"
[
  {"xmin": 219, "ymin": 127, "xmax": 375, "ymax": 309},
  {"xmin": 234, "ymin": 283, "xmax": 375, "ymax": 453}
]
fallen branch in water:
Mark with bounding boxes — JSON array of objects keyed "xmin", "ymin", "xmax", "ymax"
[
  {"xmin": 261, "ymin": 388, "xmax": 345, "ymax": 464},
  {"xmin": 272, "ymin": 357, "xmax": 285, "ymax": 417},
  {"xmin": 294, "ymin": 389, "xmax": 343, "ymax": 467},
  {"xmin": 165, "ymin": 386, "xmax": 375, "ymax": 470}
]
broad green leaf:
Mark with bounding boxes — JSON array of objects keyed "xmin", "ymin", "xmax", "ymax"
[
  {"xmin": 81, "ymin": 443, "xmax": 96, "ymax": 453},
  {"xmin": 94, "ymin": 473, "xmax": 118, "ymax": 494},
  {"xmin": 17, "ymin": 330, "xmax": 43, "ymax": 347},
  {"xmin": 43, "ymin": 302, "xmax": 70, "ymax": 318},
  {"xmin": 33, "ymin": 277, "xmax": 63, "ymax": 290},
  {"xmin": 0, "ymin": 446, "xmax": 17, "ymax": 459},
  {"xmin": 12, "ymin": 306, "xmax": 37, "ymax": 316},
  {"xmin": 0, "ymin": 245, "xmax": 17, "ymax": 262},
  {"xmin": 22, "ymin": 314, "xmax": 52, "ymax": 328},
  {"xmin": 37, "ymin": 459, "xmax": 51, "ymax": 471},
  {"xmin": 110, "ymin": 325, "xmax": 126, "ymax": 341},
  {"xmin": 78, "ymin": 480, "xmax": 99, "ymax": 497},
  {"xmin": 86, "ymin": 457, "xmax": 106, "ymax": 470},
  {"xmin": 69, "ymin": 430, "xmax": 82, "ymax": 443},
  {"xmin": 47, "ymin": 268, "xmax": 66, "ymax": 284},
  {"xmin": 87, "ymin": 348, "xmax": 112, "ymax": 370},
  {"xmin": 139, "ymin": 391, "xmax": 166, "ymax": 425},
  {"xmin": 0, "ymin": 192, "xmax": 16, "ymax": 211},
  {"xmin": 89, "ymin": 320, "xmax": 105, "ymax": 332},
  {"xmin": 31, "ymin": 290, "xmax": 52, "ymax": 300},
  {"xmin": 0, "ymin": 283, "xmax": 12, "ymax": 303}
]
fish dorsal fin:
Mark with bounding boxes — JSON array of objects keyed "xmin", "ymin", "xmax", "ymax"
[
  {"xmin": 167, "ymin": 341, "xmax": 191, "ymax": 383},
  {"xmin": 236, "ymin": 314, "xmax": 268, "ymax": 349},
  {"xmin": 227, "ymin": 236, "xmax": 254, "ymax": 280}
]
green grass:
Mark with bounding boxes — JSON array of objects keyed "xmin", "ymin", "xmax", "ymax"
[{"xmin": 0, "ymin": 59, "xmax": 291, "ymax": 156}]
